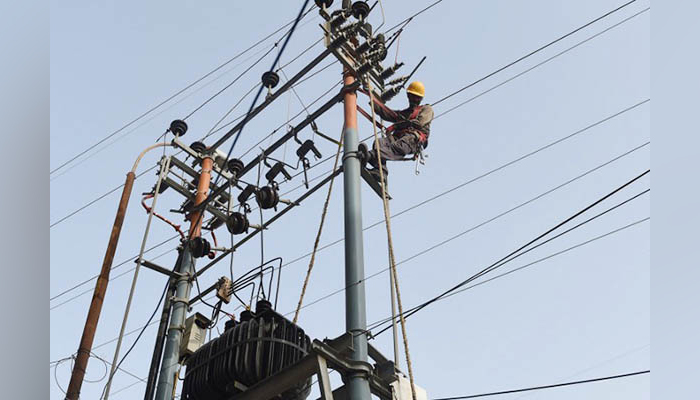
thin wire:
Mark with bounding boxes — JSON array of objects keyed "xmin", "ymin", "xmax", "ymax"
[
  {"xmin": 432, "ymin": 0, "xmax": 639, "ymax": 106},
  {"xmin": 49, "ymin": 5, "xmax": 318, "ymax": 175},
  {"xmin": 103, "ymin": 156, "xmax": 171, "ymax": 399},
  {"xmin": 49, "ymin": 5, "xmax": 647, "ymax": 230},
  {"xmin": 435, "ymin": 7, "xmax": 650, "ymax": 119},
  {"xmin": 50, "ymin": 100, "xmax": 648, "ymax": 307},
  {"xmin": 383, "ymin": 0, "xmax": 445, "ymax": 35},
  {"xmin": 98, "ymin": 278, "xmax": 169, "ymax": 400},
  {"xmin": 286, "ymin": 146, "xmax": 650, "ymax": 317},
  {"xmin": 368, "ymin": 191, "xmax": 650, "ymax": 333},
  {"xmin": 432, "ymin": 370, "xmax": 650, "ymax": 399},
  {"xmin": 371, "ymin": 170, "xmax": 651, "ymax": 336},
  {"xmin": 50, "ymin": 165, "xmax": 157, "ymax": 228},
  {"xmin": 182, "ymin": 45, "xmax": 277, "ymax": 120}
]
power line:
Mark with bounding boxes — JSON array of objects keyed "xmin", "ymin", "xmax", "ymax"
[
  {"xmin": 367, "ymin": 191, "xmax": 650, "ymax": 333},
  {"xmin": 289, "ymin": 151, "xmax": 649, "ymax": 318},
  {"xmin": 435, "ymin": 7, "xmax": 650, "ymax": 120},
  {"xmin": 383, "ymin": 0, "xmax": 445, "ymax": 35},
  {"xmin": 51, "ymin": 149, "xmax": 650, "ymax": 370},
  {"xmin": 49, "ymin": 4, "xmax": 318, "ymax": 176},
  {"xmin": 50, "ymin": 165, "xmax": 157, "ymax": 228},
  {"xmin": 432, "ymin": 0, "xmax": 640, "ymax": 107},
  {"xmin": 432, "ymin": 370, "xmax": 650, "ymax": 399},
  {"xmin": 370, "ymin": 170, "xmax": 650, "ymax": 336},
  {"xmin": 49, "ymin": 100, "xmax": 648, "ymax": 307}
]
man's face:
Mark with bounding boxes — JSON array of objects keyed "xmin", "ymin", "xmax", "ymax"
[{"xmin": 407, "ymin": 93, "xmax": 423, "ymax": 107}]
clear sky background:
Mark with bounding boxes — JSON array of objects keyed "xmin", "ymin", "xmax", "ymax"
[{"xmin": 50, "ymin": 1, "xmax": 650, "ymax": 399}]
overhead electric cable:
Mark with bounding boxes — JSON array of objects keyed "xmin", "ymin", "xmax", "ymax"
[
  {"xmin": 50, "ymin": 166, "xmax": 156, "ymax": 228},
  {"xmin": 432, "ymin": 0, "xmax": 640, "ymax": 107},
  {"xmin": 287, "ymin": 145, "xmax": 649, "ymax": 317},
  {"xmin": 56, "ymin": 168, "xmax": 649, "ymax": 368},
  {"xmin": 431, "ymin": 370, "xmax": 650, "ymax": 399},
  {"xmin": 50, "ymin": 5, "xmax": 648, "ymax": 228},
  {"xmin": 49, "ymin": 4, "xmax": 318, "ymax": 175},
  {"xmin": 50, "ymin": 100, "xmax": 648, "ymax": 306},
  {"xmin": 435, "ymin": 7, "xmax": 650, "ymax": 119},
  {"xmin": 370, "ymin": 170, "xmax": 651, "ymax": 335},
  {"xmin": 367, "ymin": 191, "xmax": 650, "ymax": 333}
]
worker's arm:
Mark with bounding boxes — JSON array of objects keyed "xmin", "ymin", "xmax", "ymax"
[{"xmin": 368, "ymin": 93, "xmax": 400, "ymax": 122}]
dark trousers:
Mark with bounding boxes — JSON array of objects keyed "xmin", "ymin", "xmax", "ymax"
[{"xmin": 367, "ymin": 134, "xmax": 420, "ymax": 170}]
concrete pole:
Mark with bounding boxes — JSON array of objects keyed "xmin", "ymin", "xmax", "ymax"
[
  {"xmin": 341, "ymin": 69, "xmax": 372, "ymax": 400},
  {"xmin": 64, "ymin": 172, "xmax": 135, "ymax": 400},
  {"xmin": 154, "ymin": 156, "xmax": 214, "ymax": 400}
]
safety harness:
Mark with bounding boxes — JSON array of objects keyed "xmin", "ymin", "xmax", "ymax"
[{"xmin": 384, "ymin": 105, "xmax": 429, "ymax": 145}]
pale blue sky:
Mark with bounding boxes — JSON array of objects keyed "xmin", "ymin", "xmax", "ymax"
[{"xmin": 50, "ymin": 1, "xmax": 650, "ymax": 399}]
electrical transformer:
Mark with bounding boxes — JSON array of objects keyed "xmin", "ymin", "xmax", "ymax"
[{"xmin": 182, "ymin": 300, "xmax": 312, "ymax": 400}]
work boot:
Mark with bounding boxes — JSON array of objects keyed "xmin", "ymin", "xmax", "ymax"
[{"xmin": 358, "ymin": 143, "xmax": 370, "ymax": 168}]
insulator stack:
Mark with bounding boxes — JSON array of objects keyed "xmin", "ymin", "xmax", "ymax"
[
  {"xmin": 181, "ymin": 300, "xmax": 312, "ymax": 400},
  {"xmin": 256, "ymin": 186, "xmax": 279, "ymax": 210},
  {"xmin": 226, "ymin": 158, "xmax": 245, "ymax": 177},
  {"xmin": 170, "ymin": 119, "xmax": 188, "ymax": 137},
  {"xmin": 380, "ymin": 62, "xmax": 404, "ymax": 80},
  {"xmin": 226, "ymin": 212, "xmax": 249, "ymax": 235},
  {"xmin": 190, "ymin": 141, "xmax": 207, "ymax": 155},
  {"xmin": 351, "ymin": 1, "xmax": 370, "ymax": 20}
]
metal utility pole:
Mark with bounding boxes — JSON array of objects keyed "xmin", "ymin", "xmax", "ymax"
[
  {"xmin": 64, "ymin": 171, "xmax": 135, "ymax": 400},
  {"xmin": 154, "ymin": 155, "xmax": 214, "ymax": 400},
  {"xmin": 341, "ymin": 68, "xmax": 372, "ymax": 400}
]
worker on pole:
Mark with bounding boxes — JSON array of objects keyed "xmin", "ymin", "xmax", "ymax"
[{"xmin": 361, "ymin": 81, "xmax": 434, "ymax": 184}]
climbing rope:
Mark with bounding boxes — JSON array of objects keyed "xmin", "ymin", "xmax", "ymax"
[
  {"xmin": 367, "ymin": 81, "xmax": 418, "ymax": 400},
  {"xmin": 293, "ymin": 128, "xmax": 344, "ymax": 324}
]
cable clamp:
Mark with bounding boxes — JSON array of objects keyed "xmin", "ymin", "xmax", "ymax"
[
  {"xmin": 342, "ymin": 150, "xmax": 361, "ymax": 162},
  {"xmin": 170, "ymin": 296, "xmax": 190, "ymax": 306}
]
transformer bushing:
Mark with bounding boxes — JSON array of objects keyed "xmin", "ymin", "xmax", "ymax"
[{"xmin": 181, "ymin": 300, "xmax": 312, "ymax": 400}]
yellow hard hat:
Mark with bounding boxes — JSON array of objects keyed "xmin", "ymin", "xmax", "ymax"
[{"xmin": 406, "ymin": 81, "xmax": 425, "ymax": 97}]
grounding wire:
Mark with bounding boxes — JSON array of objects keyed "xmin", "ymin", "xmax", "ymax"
[
  {"xmin": 49, "ymin": 4, "xmax": 318, "ymax": 176},
  {"xmin": 432, "ymin": 0, "xmax": 640, "ymax": 107},
  {"xmin": 50, "ymin": 99, "xmax": 648, "ymax": 306}
]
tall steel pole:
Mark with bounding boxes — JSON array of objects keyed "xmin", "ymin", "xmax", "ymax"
[
  {"xmin": 341, "ymin": 69, "xmax": 372, "ymax": 400},
  {"xmin": 154, "ymin": 155, "xmax": 214, "ymax": 400},
  {"xmin": 64, "ymin": 172, "xmax": 135, "ymax": 400}
]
